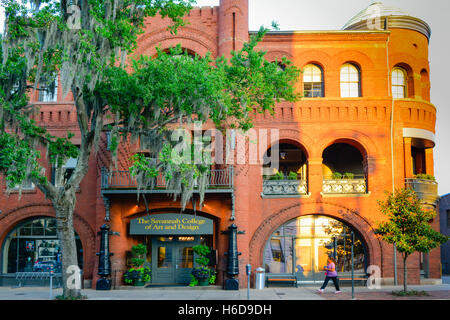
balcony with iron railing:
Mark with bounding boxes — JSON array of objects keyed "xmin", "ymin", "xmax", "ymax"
[{"xmin": 101, "ymin": 166, "xmax": 234, "ymax": 193}]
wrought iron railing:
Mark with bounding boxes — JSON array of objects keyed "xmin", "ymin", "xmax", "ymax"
[
  {"xmin": 262, "ymin": 179, "xmax": 308, "ymax": 196},
  {"xmin": 101, "ymin": 166, "xmax": 233, "ymax": 190},
  {"xmin": 322, "ymin": 175, "xmax": 367, "ymax": 194}
]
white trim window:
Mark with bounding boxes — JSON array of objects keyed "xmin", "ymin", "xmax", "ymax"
[
  {"xmin": 340, "ymin": 63, "xmax": 361, "ymax": 98},
  {"xmin": 39, "ymin": 77, "xmax": 58, "ymax": 102},
  {"xmin": 392, "ymin": 68, "xmax": 407, "ymax": 99},
  {"xmin": 303, "ymin": 64, "xmax": 324, "ymax": 98}
]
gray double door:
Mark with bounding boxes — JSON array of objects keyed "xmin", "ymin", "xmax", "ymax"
[{"xmin": 151, "ymin": 236, "xmax": 200, "ymax": 285}]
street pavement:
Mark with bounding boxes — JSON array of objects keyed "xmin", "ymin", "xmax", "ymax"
[{"xmin": 0, "ymin": 276, "xmax": 449, "ymax": 300}]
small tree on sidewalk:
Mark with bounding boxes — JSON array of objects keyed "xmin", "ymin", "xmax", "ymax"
[{"xmin": 375, "ymin": 188, "xmax": 449, "ymax": 293}]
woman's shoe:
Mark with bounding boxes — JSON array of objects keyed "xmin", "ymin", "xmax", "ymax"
[
  {"xmin": 335, "ymin": 291, "xmax": 342, "ymax": 294},
  {"xmin": 318, "ymin": 289, "xmax": 324, "ymax": 293}
]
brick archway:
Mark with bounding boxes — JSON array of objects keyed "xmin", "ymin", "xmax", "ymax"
[
  {"xmin": 0, "ymin": 204, "xmax": 96, "ymax": 279},
  {"xmin": 248, "ymin": 201, "xmax": 382, "ymax": 272}
]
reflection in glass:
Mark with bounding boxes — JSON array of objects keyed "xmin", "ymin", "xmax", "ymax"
[
  {"xmin": 264, "ymin": 215, "xmax": 367, "ymax": 281},
  {"xmin": 158, "ymin": 246, "xmax": 173, "ymax": 268},
  {"xmin": 179, "ymin": 247, "xmax": 194, "ymax": 268},
  {"xmin": 3, "ymin": 217, "xmax": 82, "ymax": 274}
]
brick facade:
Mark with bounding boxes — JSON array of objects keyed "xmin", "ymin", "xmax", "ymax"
[{"xmin": 0, "ymin": 1, "xmax": 442, "ymax": 288}]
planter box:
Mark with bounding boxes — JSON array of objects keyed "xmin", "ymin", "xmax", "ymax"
[
  {"xmin": 405, "ymin": 178, "xmax": 438, "ymax": 206},
  {"xmin": 322, "ymin": 179, "xmax": 367, "ymax": 194},
  {"xmin": 262, "ymin": 180, "xmax": 308, "ymax": 195}
]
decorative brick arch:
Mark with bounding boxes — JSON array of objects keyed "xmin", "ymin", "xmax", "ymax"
[
  {"xmin": 315, "ymin": 129, "xmax": 381, "ymax": 159},
  {"xmin": 0, "ymin": 204, "xmax": 96, "ymax": 279},
  {"xmin": 264, "ymin": 128, "xmax": 315, "ymax": 159},
  {"xmin": 136, "ymin": 27, "xmax": 217, "ymax": 58},
  {"xmin": 334, "ymin": 49, "xmax": 376, "ymax": 70},
  {"xmin": 248, "ymin": 201, "xmax": 382, "ymax": 271},
  {"xmin": 295, "ymin": 50, "xmax": 333, "ymax": 70},
  {"xmin": 264, "ymin": 50, "xmax": 294, "ymax": 62}
]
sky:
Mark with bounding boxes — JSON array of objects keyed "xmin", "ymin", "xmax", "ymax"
[{"xmin": 1, "ymin": 1, "xmax": 449, "ymax": 195}]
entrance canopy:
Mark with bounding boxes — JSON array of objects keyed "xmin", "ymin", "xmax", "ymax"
[{"xmin": 130, "ymin": 214, "xmax": 213, "ymax": 235}]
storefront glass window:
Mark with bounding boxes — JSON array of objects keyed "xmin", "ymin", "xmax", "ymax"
[
  {"xmin": 2, "ymin": 217, "xmax": 83, "ymax": 274},
  {"xmin": 263, "ymin": 215, "xmax": 367, "ymax": 281}
]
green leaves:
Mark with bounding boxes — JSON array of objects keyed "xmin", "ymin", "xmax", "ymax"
[{"xmin": 375, "ymin": 188, "xmax": 449, "ymax": 256}]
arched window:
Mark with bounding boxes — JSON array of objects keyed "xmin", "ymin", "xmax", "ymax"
[
  {"xmin": 38, "ymin": 77, "xmax": 58, "ymax": 102},
  {"xmin": 340, "ymin": 63, "xmax": 361, "ymax": 97},
  {"xmin": 303, "ymin": 64, "xmax": 324, "ymax": 98},
  {"xmin": 2, "ymin": 217, "xmax": 83, "ymax": 274},
  {"xmin": 263, "ymin": 215, "xmax": 367, "ymax": 281},
  {"xmin": 392, "ymin": 68, "xmax": 407, "ymax": 99}
]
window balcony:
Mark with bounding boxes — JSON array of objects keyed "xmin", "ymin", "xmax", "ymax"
[
  {"xmin": 322, "ymin": 175, "xmax": 367, "ymax": 195},
  {"xmin": 405, "ymin": 177, "xmax": 438, "ymax": 206},
  {"xmin": 262, "ymin": 179, "xmax": 308, "ymax": 197},
  {"xmin": 101, "ymin": 166, "xmax": 233, "ymax": 194}
]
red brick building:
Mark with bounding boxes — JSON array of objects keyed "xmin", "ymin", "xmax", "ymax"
[{"xmin": 0, "ymin": 1, "xmax": 442, "ymax": 288}]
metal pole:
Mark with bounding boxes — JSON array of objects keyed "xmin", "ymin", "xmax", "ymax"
[
  {"xmin": 351, "ymin": 232, "xmax": 355, "ymax": 300},
  {"xmin": 394, "ymin": 243, "xmax": 398, "ymax": 285},
  {"xmin": 246, "ymin": 264, "xmax": 251, "ymax": 300},
  {"xmin": 49, "ymin": 269, "xmax": 53, "ymax": 300},
  {"xmin": 247, "ymin": 275, "xmax": 250, "ymax": 300}
]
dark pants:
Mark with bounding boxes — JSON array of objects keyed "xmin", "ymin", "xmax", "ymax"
[{"xmin": 320, "ymin": 276, "xmax": 340, "ymax": 291}]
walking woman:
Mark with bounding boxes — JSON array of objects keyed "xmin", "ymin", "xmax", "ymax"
[{"xmin": 318, "ymin": 257, "xmax": 341, "ymax": 293}]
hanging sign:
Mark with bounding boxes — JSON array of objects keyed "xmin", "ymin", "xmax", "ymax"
[{"xmin": 129, "ymin": 213, "xmax": 213, "ymax": 235}]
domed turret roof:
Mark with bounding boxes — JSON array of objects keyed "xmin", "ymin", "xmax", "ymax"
[{"xmin": 343, "ymin": 2, "xmax": 431, "ymax": 40}]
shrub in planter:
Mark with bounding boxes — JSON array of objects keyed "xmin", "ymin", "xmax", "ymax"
[
  {"xmin": 123, "ymin": 266, "xmax": 151, "ymax": 286},
  {"xmin": 414, "ymin": 174, "xmax": 436, "ymax": 181},
  {"xmin": 190, "ymin": 245, "xmax": 213, "ymax": 286},
  {"xmin": 124, "ymin": 244, "xmax": 151, "ymax": 286},
  {"xmin": 288, "ymin": 171, "xmax": 298, "ymax": 180},
  {"xmin": 331, "ymin": 172, "xmax": 342, "ymax": 179},
  {"xmin": 343, "ymin": 172, "xmax": 355, "ymax": 179}
]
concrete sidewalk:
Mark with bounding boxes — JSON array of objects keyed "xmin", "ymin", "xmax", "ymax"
[{"xmin": 1, "ymin": 279, "xmax": 449, "ymax": 300}]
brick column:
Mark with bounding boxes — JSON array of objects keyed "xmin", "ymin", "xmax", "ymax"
[
  {"xmin": 218, "ymin": 0, "xmax": 249, "ymax": 58},
  {"xmin": 403, "ymin": 138, "xmax": 413, "ymax": 178},
  {"xmin": 425, "ymin": 148, "xmax": 434, "ymax": 176}
]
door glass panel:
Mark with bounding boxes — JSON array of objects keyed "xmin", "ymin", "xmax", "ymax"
[
  {"xmin": 157, "ymin": 246, "xmax": 173, "ymax": 268},
  {"xmin": 179, "ymin": 247, "xmax": 193, "ymax": 268}
]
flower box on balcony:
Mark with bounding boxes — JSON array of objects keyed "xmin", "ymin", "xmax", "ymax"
[
  {"xmin": 405, "ymin": 178, "xmax": 438, "ymax": 206},
  {"xmin": 262, "ymin": 180, "xmax": 308, "ymax": 196},
  {"xmin": 322, "ymin": 178, "xmax": 367, "ymax": 194}
]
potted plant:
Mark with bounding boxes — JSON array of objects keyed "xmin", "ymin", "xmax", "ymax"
[
  {"xmin": 190, "ymin": 245, "xmax": 213, "ymax": 286},
  {"xmin": 288, "ymin": 171, "xmax": 298, "ymax": 180},
  {"xmin": 343, "ymin": 172, "xmax": 355, "ymax": 180},
  {"xmin": 124, "ymin": 266, "xmax": 151, "ymax": 286},
  {"xmin": 414, "ymin": 173, "xmax": 436, "ymax": 181},
  {"xmin": 269, "ymin": 171, "xmax": 285, "ymax": 180},
  {"xmin": 331, "ymin": 171, "xmax": 342, "ymax": 179},
  {"xmin": 123, "ymin": 244, "xmax": 151, "ymax": 286}
]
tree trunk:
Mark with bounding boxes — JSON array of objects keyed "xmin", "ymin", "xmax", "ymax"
[
  {"xmin": 54, "ymin": 190, "xmax": 82, "ymax": 299},
  {"xmin": 403, "ymin": 255, "xmax": 408, "ymax": 292}
]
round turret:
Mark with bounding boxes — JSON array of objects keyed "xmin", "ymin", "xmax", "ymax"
[{"xmin": 343, "ymin": 2, "xmax": 431, "ymax": 41}]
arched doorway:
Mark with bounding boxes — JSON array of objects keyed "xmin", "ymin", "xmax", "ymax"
[
  {"xmin": 128, "ymin": 212, "xmax": 215, "ymax": 285},
  {"xmin": 2, "ymin": 217, "xmax": 83, "ymax": 274},
  {"xmin": 263, "ymin": 215, "xmax": 367, "ymax": 283}
]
